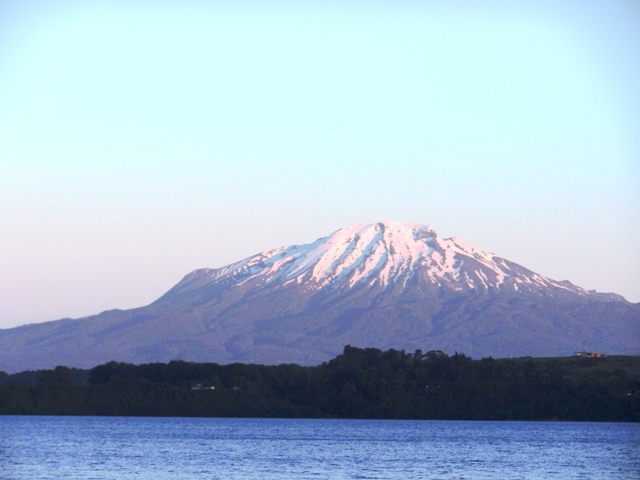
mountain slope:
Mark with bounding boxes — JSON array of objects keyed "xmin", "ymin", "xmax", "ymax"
[
  {"xmin": 1, "ymin": 221, "xmax": 638, "ymax": 372},
  {"xmin": 161, "ymin": 221, "xmax": 596, "ymax": 301}
]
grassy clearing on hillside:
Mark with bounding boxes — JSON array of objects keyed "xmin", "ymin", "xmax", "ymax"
[{"xmin": 505, "ymin": 356, "xmax": 640, "ymax": 381}]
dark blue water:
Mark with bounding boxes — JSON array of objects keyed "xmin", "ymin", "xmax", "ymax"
[{"xmin": 1, "ymin": 417, "xmax": 639, "ymax": 479}]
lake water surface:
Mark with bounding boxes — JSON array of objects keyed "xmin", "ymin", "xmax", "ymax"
[{"xmin": 1, "ymin": 417, "xmax": 639, "ymax": 479}]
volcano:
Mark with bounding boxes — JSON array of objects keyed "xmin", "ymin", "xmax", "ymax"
[{"xmin": 1, "ymin": 220, "xmax": 638, "ymax": 372}]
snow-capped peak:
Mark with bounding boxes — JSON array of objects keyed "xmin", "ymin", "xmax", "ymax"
[{"xmin": 178, "ymin": 221, "xmax": 590, "ymax": 297}]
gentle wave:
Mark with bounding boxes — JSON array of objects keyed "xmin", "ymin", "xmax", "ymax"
[{"xmin": 1, "ymin": 417, "xmax": 639, "ymax": 479}]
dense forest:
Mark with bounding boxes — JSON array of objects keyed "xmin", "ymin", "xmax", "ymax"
[{"xmin": 1, "ymin": 346, "xmax": 639, "ymax": 421}]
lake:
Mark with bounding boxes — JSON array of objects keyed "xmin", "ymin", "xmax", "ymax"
[{"xmin": 1, "ymin": 417, "xmax": 639, "ymax": 479}]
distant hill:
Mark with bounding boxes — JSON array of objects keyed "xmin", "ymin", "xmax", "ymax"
[{"xmin": 1, "ymin": 220, "xmax": 638, "ymax": 372}]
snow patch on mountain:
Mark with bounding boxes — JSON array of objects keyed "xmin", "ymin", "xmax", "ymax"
[{"xmin": 180, "ymin": 221, "xmax": 592, "ymax": 297}]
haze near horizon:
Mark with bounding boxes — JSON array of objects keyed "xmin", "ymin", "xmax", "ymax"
[{"xmin": 1, "ymin": 0, "xmax": 638, "ymax": 329}]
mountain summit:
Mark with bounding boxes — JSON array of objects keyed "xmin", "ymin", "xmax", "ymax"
[
  {"xmin": 165, "ymin": 220, "xmax": 593, "ymax": 300},
  {"xmin": 0, "ymin": 221, "xmax": 638, "ymax": 372}
]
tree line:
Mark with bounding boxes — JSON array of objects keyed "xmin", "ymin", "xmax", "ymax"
[{"xmin": 1, "ymin": 346, "xmax": 638, "ymax": 421}]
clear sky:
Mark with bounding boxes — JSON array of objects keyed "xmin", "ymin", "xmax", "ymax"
[{"xmin": 1, "ymin": 0, "xmax": 638, "ymax": 329}]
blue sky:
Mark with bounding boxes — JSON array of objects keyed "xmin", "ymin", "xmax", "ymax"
[{"xmin": 1, "ymin": 0, "xmax": 638, "ymax": 328}]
